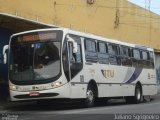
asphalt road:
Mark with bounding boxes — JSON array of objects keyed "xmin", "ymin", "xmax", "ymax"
[{"xmin": 0, "ymin": 94, "xmax": 160, "ymax": 120}]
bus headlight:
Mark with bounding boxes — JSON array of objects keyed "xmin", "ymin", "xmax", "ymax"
[
  {"xmin": 55, "ymin": 82, "xmax": 62, "ymax": 86},
  {"xmin": 9, "ymin": 83, "xmax": 18, "ymax": 90},
  {"xmin": 51, "ymin": 82, "xmax": 62, "ymax": 88}
]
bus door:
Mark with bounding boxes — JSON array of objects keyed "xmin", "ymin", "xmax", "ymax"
[
  {"xmin": 62, "ymin": 35, "xmax": 83, "ymax": 82},
  {"xmin": 68, "ymin": 35, "xmax": 83, "ymax": 81}
]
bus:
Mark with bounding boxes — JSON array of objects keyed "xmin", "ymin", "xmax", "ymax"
[{"xmin": 3, "ymin": 28, "xmax": 157, "ymax": 107}]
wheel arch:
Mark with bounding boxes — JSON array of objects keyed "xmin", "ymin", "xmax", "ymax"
[{"xmin": 87, "ymin": 79, "xmax": 98, "ymax": 98}]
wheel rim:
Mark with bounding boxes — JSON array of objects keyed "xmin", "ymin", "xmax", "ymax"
[{"xmin": 87, "ymin": 90, "xmax": 94, "ymax": 103}]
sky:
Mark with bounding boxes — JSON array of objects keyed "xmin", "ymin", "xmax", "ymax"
[{"xmin": 128, "ymin": 0, "xmax": 160, "ymax": 15}]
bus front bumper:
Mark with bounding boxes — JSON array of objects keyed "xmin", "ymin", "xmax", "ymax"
[{"xmin": 10, "ymin": 83, "xmax": 70, "ymax": 101}]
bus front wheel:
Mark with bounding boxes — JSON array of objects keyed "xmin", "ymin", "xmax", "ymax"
[{"xmin": 85, "ymin": 85, "xmax": 95, "ymax": 107}]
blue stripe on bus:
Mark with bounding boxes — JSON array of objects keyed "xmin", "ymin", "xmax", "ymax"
[{"xmin": 125, "ymin": 67, "xmax": 143, "ymax": 84}]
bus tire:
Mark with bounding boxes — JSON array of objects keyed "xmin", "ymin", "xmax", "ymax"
[
  {"xmin": 85, "ymin": 85, "xmax": 96, "ymax": 107},
  {"xmin": 125, "ymin": 84, "xmax": 143, "ymax": 104},
  {"xmin": 134, "ymin": 84, "xmax": 143, "ymax": 103}
]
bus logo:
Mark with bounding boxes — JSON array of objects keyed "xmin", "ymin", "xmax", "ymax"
[{"xmin": 101, "ymin": 69, "xmax": 114, "ymax": 79}]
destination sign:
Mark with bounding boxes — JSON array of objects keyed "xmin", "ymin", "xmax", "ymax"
[{"xmin": 17, "ymin": 32, "xmax": 57, "ymax": 42}]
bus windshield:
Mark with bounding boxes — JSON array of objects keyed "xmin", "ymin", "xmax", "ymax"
[{"xmin": 9, "ymin": 30, "xmax": 63, "ymax": 84}]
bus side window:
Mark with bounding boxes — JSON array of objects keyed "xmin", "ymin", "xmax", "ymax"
[
  {"xmin": 149, "ymin": 51, "xmax": 154, "ymax": 68},
  {"xmin": 133, "ymin": 49, "xmax": 140, "ymax": 59},
  {"xmin": 108, "ymin": 44, "xmax": 121, "ymax": 65},
  {"xmin": 132, "ymin": 49, "xmax": 140, "ymax": 67},
  {"xmin": 121, "ymin": 46, "xmax": 132, "ymax": 66},
  {"xmin": 140, "ymin": 50, "xmax": 149, "ymax": 68},
  {"xmin": 85, "ymin": 39, "xmax": 98, "ymax": 63},
  {"xmin": 140, "ymin": 50, "xmax": 154, "ymax": 69},
  {"xmin": 97, "ymin": 41, "xmax": 109, "ymax": 64},
  {"xmin": 141, "ymin": 51, "xmax": 148, "ymax": 60}
]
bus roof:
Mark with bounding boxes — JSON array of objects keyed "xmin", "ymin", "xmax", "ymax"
[
  {"xmin": 11, "ymin": 28, "xmax": 154, "ymax": 52},
  {"xmin": 62, "ymin": 28, "xmax": 153, "ymax": 51}
]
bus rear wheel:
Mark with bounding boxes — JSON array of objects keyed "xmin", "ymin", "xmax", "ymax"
[
  {"xmin": 85, "ymin": 85, "xmax": 95, "ymax": 107},
  {"xmin": 134, "ymin": 84, "xmax": 143, "ymax": 103},
  {"xmin": 125, "ymin": 84, "xmax": 143, "ymax": 104}
]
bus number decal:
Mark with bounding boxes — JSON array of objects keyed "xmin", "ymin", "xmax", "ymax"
[{"xmin": 148, "ymin": 73, "xmax": 156, "ymax": 79}]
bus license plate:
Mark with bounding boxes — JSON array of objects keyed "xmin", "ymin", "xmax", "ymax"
[{"xmin": 29, "ymin": 92, "xmax": 40, "ymax": 97}]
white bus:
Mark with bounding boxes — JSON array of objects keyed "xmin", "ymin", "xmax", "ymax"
[{"xmin": 3, "ymin": 28, "xmax": 157, "ymax": 107}]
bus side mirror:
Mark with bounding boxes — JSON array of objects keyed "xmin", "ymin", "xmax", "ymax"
[
  {"xmin": 67, "ymin": 35, "xmax": 78, "ymax": 53},
  {"xmin": 3, "ymin": 45, "xmax": 9, "ymax": 64}
]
